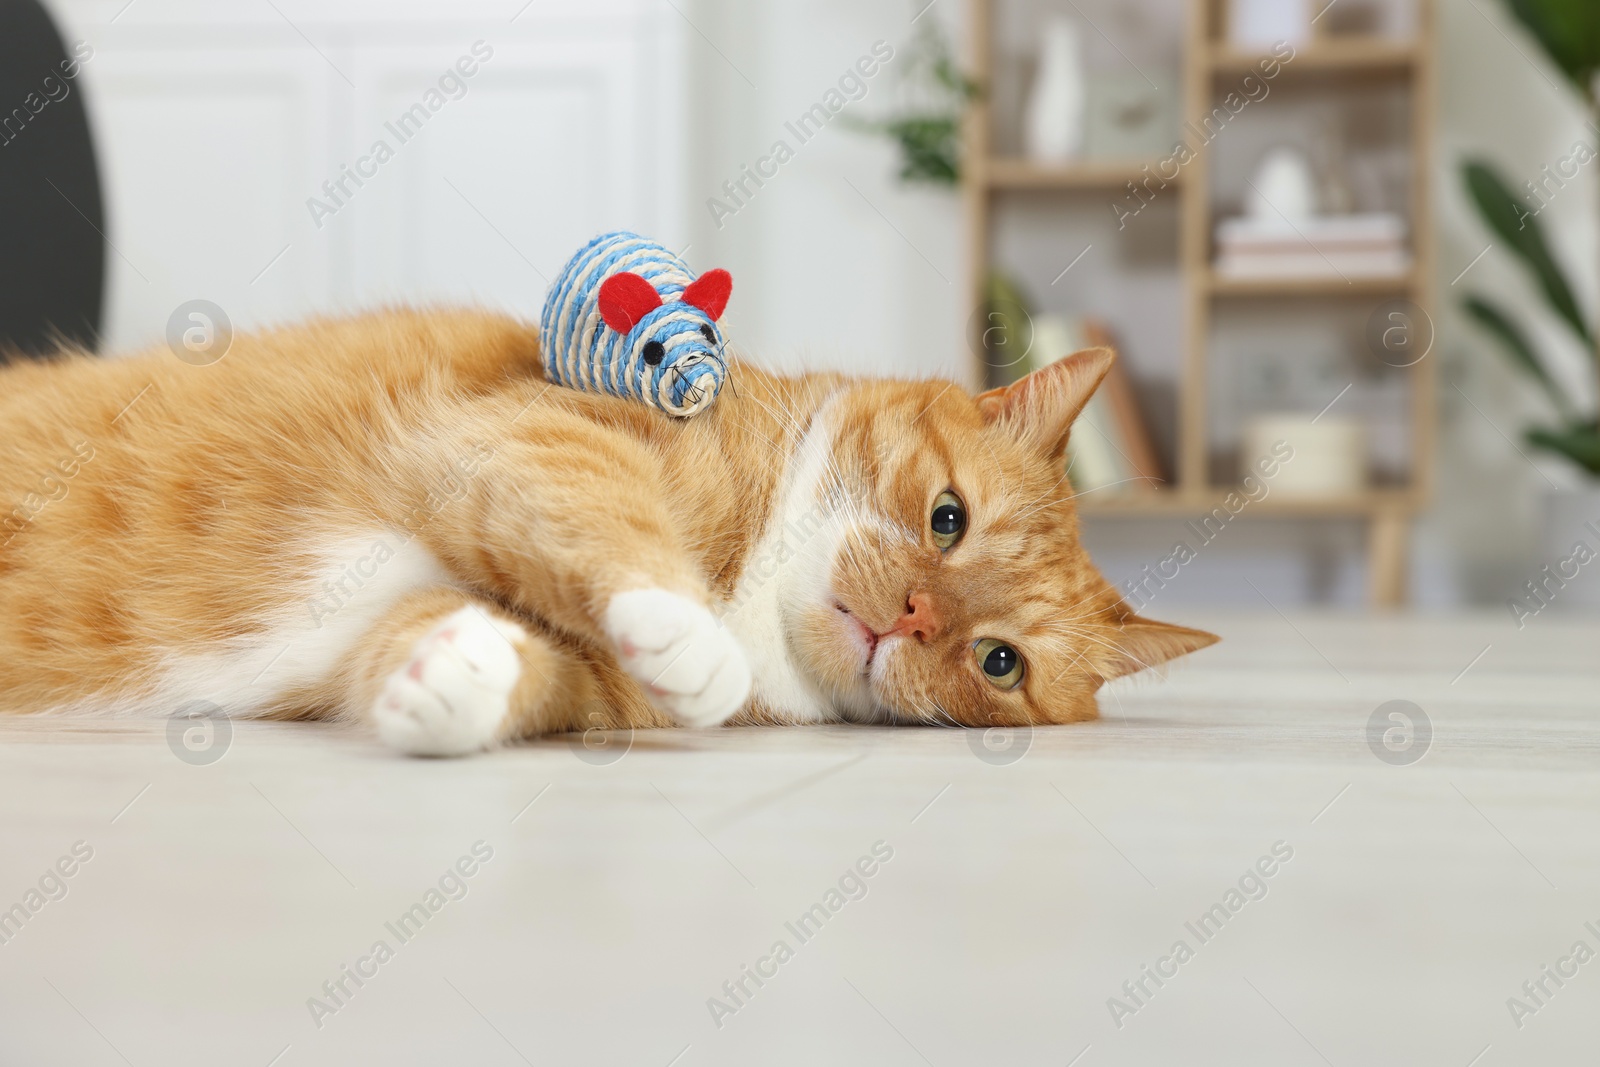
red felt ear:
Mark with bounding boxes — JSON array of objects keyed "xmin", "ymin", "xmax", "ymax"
[
  {"xmin": 597, "ymin": 272, "xmax": 663, "ymax": 334},
  {"xmin": 681, "ymin": 268, "xmax": 732, "ymax": 320}
]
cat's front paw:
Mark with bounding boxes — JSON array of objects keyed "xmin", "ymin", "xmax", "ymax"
[
  {"xmin": 374, "ymin": 606, "xmax": 524, "ymax": 756},
  {"xmin": 604, "ymin": 589, "xmax": 751, "ymax": 727}
]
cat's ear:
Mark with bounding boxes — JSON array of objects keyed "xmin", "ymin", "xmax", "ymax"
[
  {"xmin": 975, "ymin": 347, "xmax": 1114, "ymax": 461},
  {"xmin": 1098, "ymin": 615, "xmax": 1219, "ymax": 680}
]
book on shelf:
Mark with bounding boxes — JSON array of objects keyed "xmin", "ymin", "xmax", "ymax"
[
  {"xmin": 1024, "ymin": 316, "xmax": 1164, "ymax": 498},
  {"xmin": 1214, "ymin": 211, "xmax": 1411, "ymax": 281}
]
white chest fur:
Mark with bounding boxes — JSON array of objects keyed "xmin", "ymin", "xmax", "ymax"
[{"xmin": 720, "ymin": 401, "xmax": 846, "ymax": 723}]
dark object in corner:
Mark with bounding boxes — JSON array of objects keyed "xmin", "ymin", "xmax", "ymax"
[{"xmin": 0, "ymin": 0, "xmax": 105, "ymax": 358}]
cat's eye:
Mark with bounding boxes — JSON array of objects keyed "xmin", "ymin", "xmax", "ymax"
[
  {"xmin": 930, "ymin": 490, "xmax": 966, "ymax": 549},
  {"xmin": 700, "ymin": 324, "xmax": 717, "ymax": 344},
  {"xmin": 643, "ymin": 340, "xmax": 666, "ymax": 365},
  {"xmin": 973, "ymin": 638, "xmax": 1024, "ymax": 690}
]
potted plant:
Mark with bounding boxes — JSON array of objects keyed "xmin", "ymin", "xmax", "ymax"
[
  {"xmin": 1459, "ymin": 1, "xmax": 1600, "ymax": 606},
  {"xmin": 842, "ymin": 14, "xmax": 978, "ymax": 185}
]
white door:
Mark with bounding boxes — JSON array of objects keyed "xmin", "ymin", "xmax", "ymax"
[{"xmin": 48, "ymin": 0, "xmax": 688, "ymax": 352}]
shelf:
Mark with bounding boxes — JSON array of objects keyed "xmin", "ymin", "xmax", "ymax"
[
  {"xmin": 963, "ymin": 0, "xmax": 1436, "ymax": 606},
  {"xmin": 984, "ymin": 158, "xmax": 1175, "ymax": 191},
  {"xmin": 1209, "ymin": 37, "xmax": 1418, "ymax": 76},
  {"xmin": 1076, "ymin": 487, "xmax": 1416, "ymax": 518},
  {"xmin": 1205, "ymin": 270, "xmax": 1419, "ymax": 297}
]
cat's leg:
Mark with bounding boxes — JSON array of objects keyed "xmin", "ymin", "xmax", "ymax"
[
  {"xmin": 399, "ymin": 399, "xmax": 753, "ymax": 729},
  {"xmin": 341, "ymin": 586, "xmax": 673, "ymax": 755},
  {"xmin": 347, "ymin": 587, "xmax": 546, "ymax": 755},
  {"xmin": 339, "ymin": 587, "xmax": 552, "ymax": 755},
  {"xmin": 598, "ymin": 587, "xmax": 756, "ymax": 728}
]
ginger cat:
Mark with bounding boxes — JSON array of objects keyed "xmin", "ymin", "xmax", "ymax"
[{"xmin": 0, "ymin": 309, "xmax": 1215, "ymax": 755}]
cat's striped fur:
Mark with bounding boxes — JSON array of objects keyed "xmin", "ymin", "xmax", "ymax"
[{"xmin": 0, "ymin": 309, "xmax": 1215, "ymax": 754}]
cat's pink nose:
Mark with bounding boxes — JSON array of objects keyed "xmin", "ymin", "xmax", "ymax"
[{"xmin": 885, "ymin": 593, "xmax": 941, "ymax": 642}]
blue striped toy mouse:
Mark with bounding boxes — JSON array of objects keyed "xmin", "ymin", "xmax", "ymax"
[{"xmin": 539, "ymin": 231, "xmax": 732, "ymax": 417}]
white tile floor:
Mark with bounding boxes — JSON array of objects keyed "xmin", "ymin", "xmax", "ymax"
[{"xmin": 1, "ymin": 611, "xmax": 1597, "ymax": 1066}]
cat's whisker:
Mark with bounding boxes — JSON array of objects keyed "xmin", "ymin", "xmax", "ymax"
[
  {"xmin": 1061, "ymin": 476, "xmax": 1162, "ymax": 505},
  {"xmin": 1053, "ymin": 624, "xmax": 1159, "ymax": 680},
  {"xmin": 1008, "ymin": 456, "xmax": 1077, "ymax": 520}
]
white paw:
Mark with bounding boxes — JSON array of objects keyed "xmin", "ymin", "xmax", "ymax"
[
  {"xmin": 604, "ymin": 588, "xmax": 751, "ymax": 727},
  {"xmin": 374, "ymin": 606, "xmax": 524, "ymax": 756}
]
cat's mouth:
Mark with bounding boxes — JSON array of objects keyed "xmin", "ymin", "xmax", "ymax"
[{"xmin": 831, "ymin": 601, "xmax": 878, "ymax": 673}]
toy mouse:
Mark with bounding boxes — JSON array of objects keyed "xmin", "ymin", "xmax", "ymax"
[{"xmin": 539, "ymin": 231, "xmax": 732, "ymax": 417}]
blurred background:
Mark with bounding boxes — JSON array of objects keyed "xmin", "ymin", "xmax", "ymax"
[{"xmin": 5, "ymin": 0, "xmax": 1598, "ymax": 616}]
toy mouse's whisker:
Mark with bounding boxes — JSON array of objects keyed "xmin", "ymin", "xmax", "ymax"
[{"xmin": 700, "ymin": 346, "xmax": 729, "ymax": 376}]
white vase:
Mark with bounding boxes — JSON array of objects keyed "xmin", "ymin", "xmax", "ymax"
[
  {"xmin": 1247, "ymin": 147, "xmax": 1318, "ymax": 223},
  {"xmin": 1024, "ymin": 17, "xmax": 1086, "ymax": 163}
]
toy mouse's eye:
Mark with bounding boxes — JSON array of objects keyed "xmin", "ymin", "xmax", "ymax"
[
  {"xmin": 700, "ymin": 324, "xmax": 717, "ymax": 344},
  {"xmin": 642, "ymin": 340, "xmax": 666, "ymax": 366}
]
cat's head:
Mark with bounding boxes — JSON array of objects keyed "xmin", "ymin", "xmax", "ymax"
[{"xmin": 776, "ymin": 348, "xmax": 1217, "ymax": 726}]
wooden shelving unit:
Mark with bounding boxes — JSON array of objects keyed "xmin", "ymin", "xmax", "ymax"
[
  {"xmin": 1205, "ymin": 271, "xmax": 1420, "ymax": 297},
  {"xmin": 1209, "ymin": 38, "xmax": 1419, "ymax": 76},
  {"xmin": 986, "ymin": 158, "xmax": 1179, "ymax": 190},
  {"xmin": 963, "ymin": 0, "xmax": 1436, "ymax": 606}
]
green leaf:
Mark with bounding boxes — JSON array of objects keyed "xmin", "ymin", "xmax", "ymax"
[
  {"xmin": 982, "ymin": 271, "xmax": 1034, "ymax": 383},
  {"xmin": 1528, "ymin": 424, "xmax": 1600, "ymax": 477},
  {"xmin": 885, "ymin": 117, "xmax": 962, "ymax": 183},
  {"xmin": 844, "ymin": 115, "xmax": 963, "ymax": 184},
  {"xmin": 1461, "ymin": 159, "xmax": 1591, "ymax": 345},
  {"xmin": 931, "ymin": 48, "xmax": 981, "ymax": 103},
  {"xmin": 840, "ymin": 13, "xmax": 975, "ymax": 187},
  {"xmin": 1462, "ymin": 294, "xmax": 1578, "ymax": 421},
  {"xmin": 1503, "ymin": 0, "xmax": 1600, "ymax": 95}
]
